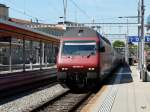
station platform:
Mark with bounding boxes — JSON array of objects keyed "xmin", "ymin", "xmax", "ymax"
[
  {"xmin": 0, "ymin": 64, "xmax": 56, "ymax": 75},
  {"xmin": 81, "ymin": 64, "xmax": 150, "ymax": 112}
]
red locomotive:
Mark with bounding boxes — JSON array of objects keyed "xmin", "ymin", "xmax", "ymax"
[{"xmin": 57, "ymin": 27, "xmax": 123, "ymax": 88}]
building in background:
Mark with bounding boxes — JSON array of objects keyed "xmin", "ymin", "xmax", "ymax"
[
  {"xmin": 0, "ymin": 4, "xmax": 61, "ymax": 67},
  {"xmin": 0, "ymin": 4, "xmax": 9, "ymax": 20},
  {"xmin": 8, "ymin": 18, "xmax": 65, "ymax": 37}
]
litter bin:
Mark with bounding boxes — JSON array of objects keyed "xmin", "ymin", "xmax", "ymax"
[{"xmin": 129, "ymin": 57, "xmax": 133, "ymax": 65}]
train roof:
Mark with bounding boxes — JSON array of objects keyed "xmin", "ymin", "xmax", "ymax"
[
  {"xmin": 63, "ymin": 27, "xmax": 98, "ymax": 37},
  {"xmin": 63, "ymin": 27, "xmax": 111, "ymax": 45},
  {"xmin": 101, "ymin": 36, "xmax": 111, "ymax": 45}
]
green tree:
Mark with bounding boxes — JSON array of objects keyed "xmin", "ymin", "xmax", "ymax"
[
  {"xmin": 112, "ymin": 40, "xmax": 125, "ymax": 48},
  {"xmin": 128, "ymin": 44, "xmax": 138, "ymax": 57}
]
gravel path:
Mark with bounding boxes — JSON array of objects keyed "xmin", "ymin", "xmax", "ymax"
[{"xmin": 0, "ymin": 84, "xmax": 69, "ymax": 112}]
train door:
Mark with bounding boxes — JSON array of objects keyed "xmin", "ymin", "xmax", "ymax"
[{"xmin": 99, "ymin": 38, "xmax": 106, "ymax": 79}]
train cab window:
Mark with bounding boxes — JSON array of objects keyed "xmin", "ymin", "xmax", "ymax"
[{"xmin": 62, "ymin": 40, "xmax": 97, "ymax": 56}]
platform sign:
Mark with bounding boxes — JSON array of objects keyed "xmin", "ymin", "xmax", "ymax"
[
  {"xmin": 145, "ymin": 36, "xmax": 150, "ymax": 42},
  {"xmin": 128, "ymin": 36, "xmax": 150, "ymax": 42},
  {"xmin": 128, "ymin": 36, "xmax": 140, "ymax": 42}
]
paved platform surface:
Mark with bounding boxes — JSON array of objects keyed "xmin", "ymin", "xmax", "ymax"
[
  {"xmin": 81, "ymin": 65, "xmax": 150, "ymax": 112},
  {"xmin": 111, "ymin": 65, "xmax": 150, "ymax": 112},
  {"xmin": 0, "ymin": 65, "xmax": 56, "ymax": 75}
]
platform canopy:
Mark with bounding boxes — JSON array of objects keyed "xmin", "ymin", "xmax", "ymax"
[{"xmin": 0, "ymin": 19, "xmax": 60, "ymax": 44}]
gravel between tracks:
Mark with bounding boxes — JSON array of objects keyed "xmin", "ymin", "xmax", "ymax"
[{"xmin": 0, "ymin": 84, "xmax": 69, "ymax": 112}]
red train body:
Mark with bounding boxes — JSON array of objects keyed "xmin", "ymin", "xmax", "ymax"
[{"xmin": 57, "ymin": 27, "xmax": 123, "ymax": 88}]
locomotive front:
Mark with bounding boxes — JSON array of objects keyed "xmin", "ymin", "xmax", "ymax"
[{"xmin": 57, "ymin": 28, "xmax": 99, "ymax": 87}]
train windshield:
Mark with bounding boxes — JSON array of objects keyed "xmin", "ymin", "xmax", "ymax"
[{"xmin": 62, "ymin": 41, "xmax": 96, "ymax": 56}]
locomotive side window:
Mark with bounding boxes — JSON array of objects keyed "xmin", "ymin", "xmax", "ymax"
[{"xmin": 99, "ymin": 39, "xmax": 105, "ymax": 52}]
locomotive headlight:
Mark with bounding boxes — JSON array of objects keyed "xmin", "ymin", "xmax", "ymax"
[
  {"xmin": 64, "ymin": 68, "xmax": 68, "ymax": 70},
  {"xmin": 88, "ymin": 68, "xmax": 95, "ymax": 71},
  {"xmin": 91, "ymin": 68, "xmax": 95, "ymax": 70},
  {"xmin": 62, "ymin": 68, "xmax": 68, "ymax": 70}
]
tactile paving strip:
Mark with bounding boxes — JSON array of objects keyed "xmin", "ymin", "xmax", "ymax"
[{"xmin": 98, "ymin": 74, "xmax": 122, "ymax": 112}]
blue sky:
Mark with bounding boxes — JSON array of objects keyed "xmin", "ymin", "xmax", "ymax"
[
  {"xmin": 0, "ymin": 0, "xmax": 149, "ymax": 23},
  {"xmin": 0, "ymin": 0, "xmax": 150, "ymax": 38}
]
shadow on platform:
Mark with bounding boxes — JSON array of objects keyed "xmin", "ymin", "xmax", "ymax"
[
  {"xmin": 120, "ymin": 64, "xmax": 133, "ymax": 84},
  {"xmin": 105, "ymin": 64, "xmax": 133, "ymax": 85}
]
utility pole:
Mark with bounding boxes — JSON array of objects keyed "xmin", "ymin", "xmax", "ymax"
[
  {"xmin": 118, "ymin": 17, "xmax": 130, "ymax": 64},
  {"xmin": 138, "ymin": 0, "xmax": 141, "ymax": 72},
  {"xmin": 118, "ymin": 16, "xmax": 140, "ymax": 64},
  {"xmin": 140, "ymin": 0, "xmax": 147, "ymax": 81},
  {"xmin": 63, "ymin": 0, "xmax": 67, "ymax": 22},
  {"xmin": 126, "ymin": 18, "xmax": 129, "ymax": 64}
]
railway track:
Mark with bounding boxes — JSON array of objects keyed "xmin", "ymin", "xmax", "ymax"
[
  {"xmin": 0, "ymin": 68, "xmax": 57, "ymax": 99},
  {"xmin": 0, "ymin": 66, "xmax": 122, "ymax": 112},
  {"xmin": 32, "ymin": 90, "xmax": 93, "ymax": 112},
  {"xmin": 30, "ymin": 68, "xmax": 120, "ymax": 112}
]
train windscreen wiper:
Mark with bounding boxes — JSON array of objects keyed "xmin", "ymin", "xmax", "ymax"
[{"xmin": 87, "ymin": 51, "xmax": 95, "ymax": 58}]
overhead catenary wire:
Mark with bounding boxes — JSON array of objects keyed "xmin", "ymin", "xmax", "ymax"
[
  {"xmin": 47, "ymin": 1, "xmax": 62, "ymax": 16},
  {"xmin": 2, "ymin": 0, "xmax": 49, "ymax": 23},
  {"xmin": 10, "ymin": 7, "xmax": 47, "ymax": 23},
  {"xmin": 69, "ymin": 0, "xmax": 91, "ymax": 20}
]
